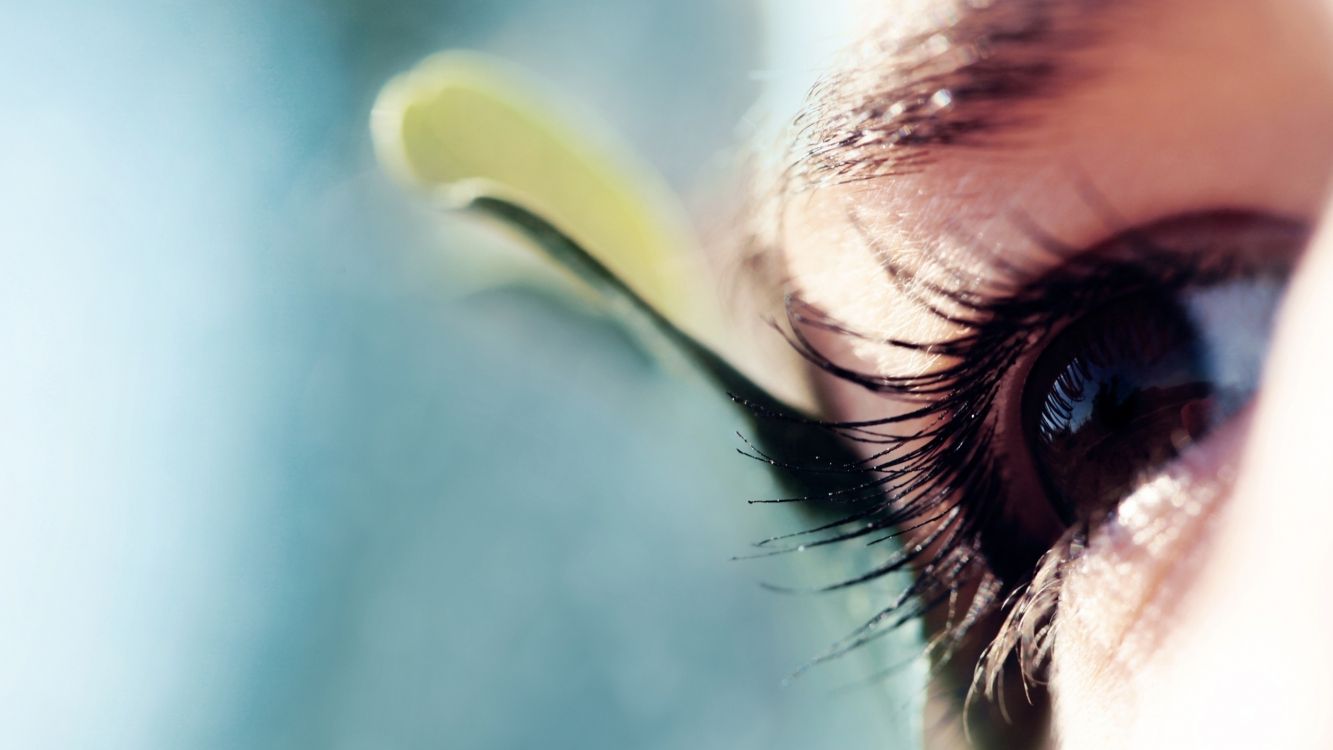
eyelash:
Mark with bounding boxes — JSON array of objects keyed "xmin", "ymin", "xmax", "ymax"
[{"xmin": 750, "ymin": 211, "xmax": 1273, "ymax": 700}]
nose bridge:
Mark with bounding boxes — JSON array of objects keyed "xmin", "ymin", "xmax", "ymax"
[
  {"xmin": 1236, "ymin": 208, "xmax": 1333, "ymax": 640},
  {"xmin": 1153, "ymin": 207, "xmax": 1333, "ymax": 747}
]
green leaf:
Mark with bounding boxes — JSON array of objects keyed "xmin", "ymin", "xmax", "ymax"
[
  {"xmin": 373, "ymin": 54, "xmax": 707, "ymax": 338},
  {"xmin": 368, "ymin": 47, "xmax": 855, "ymax": 492},
  {"xmin": 371, "ymin": 52, "xmax": 927, "ymax": 749},
  {"xmin": 370, "ymin": 50, "xmax": 817, "ymax": 414}
]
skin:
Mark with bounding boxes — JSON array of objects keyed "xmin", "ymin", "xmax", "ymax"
[{"xmin": 769, "ymin": 0, "xmax": 1333, "ymax": 746}]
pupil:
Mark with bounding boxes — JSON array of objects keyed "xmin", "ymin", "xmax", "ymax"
[{"xmin": 1023, "ymin": 291, "xmax": 1216, "ymax": 524}]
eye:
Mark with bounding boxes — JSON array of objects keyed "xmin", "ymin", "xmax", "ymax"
[
  {"xmin": 774, "ymin": 209, "xmax": 1307, "ymax": 724},
  {"xmin": 1020, "ymin": 273, "xmax": 1285, "ymax": 526},
  {"xmin": 970, "ymin": 212, "xmax": 1306, "ymax": 575}
]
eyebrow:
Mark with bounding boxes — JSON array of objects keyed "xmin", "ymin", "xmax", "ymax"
[{"xmin": 790, "ymin": 0, "xmax": 1108, "ymax": 187}]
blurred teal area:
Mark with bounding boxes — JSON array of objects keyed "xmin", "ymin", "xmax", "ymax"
[{"xmin": 1, "ymin": 2, "xmax": 922, "ymax": 748}]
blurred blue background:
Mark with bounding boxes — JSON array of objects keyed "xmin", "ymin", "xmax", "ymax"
[{"xmin": 1, "ymin": 2, "xmax": 922, "ymax": 747}]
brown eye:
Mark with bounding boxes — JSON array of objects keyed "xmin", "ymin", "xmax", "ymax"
[{"xmin": 1021, "ymin": 276, "xmax": 1284, "ymax": 525}]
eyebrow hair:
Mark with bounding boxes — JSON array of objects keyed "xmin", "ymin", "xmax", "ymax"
[
  {"xmin": 790, "ymin": 0, "xmax": 1108, "ymax": 187},
  {"xmin": 727, "ymin": 1, "xmax": 1118, "ymax": 341}
]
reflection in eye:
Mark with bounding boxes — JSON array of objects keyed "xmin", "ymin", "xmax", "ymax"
[
  {"xmin": 779, "ymin": 210, "xmax": 1305, "ymax": 711},
  {"xmin": 1022, "ymin": 272, "xmax": 1284, "ymax": 525}
]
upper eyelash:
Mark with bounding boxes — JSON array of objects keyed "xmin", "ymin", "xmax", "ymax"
[{"xmin": 746, "ymin": 218, "xmax": 1232, "ymax": 696}]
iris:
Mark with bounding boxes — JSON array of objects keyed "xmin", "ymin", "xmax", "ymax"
[{"xmin": 1023, "ymin": 277, "xmax": 1283, "ymax": 524}]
